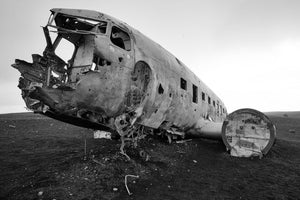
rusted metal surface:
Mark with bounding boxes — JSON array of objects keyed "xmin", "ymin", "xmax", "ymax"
[{"xmin": 12, "ymin": 8, "xmax": 276, "ymax": 157}]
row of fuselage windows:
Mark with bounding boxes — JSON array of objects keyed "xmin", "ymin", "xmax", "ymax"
[{"xmin": 180, "ymin": 78, "xmax": 226, "ymax": 115}]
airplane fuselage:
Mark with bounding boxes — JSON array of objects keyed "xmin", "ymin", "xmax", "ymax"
[{"xmin": 12, "ymin": 8, "xmax": 276, "ymax": 157}]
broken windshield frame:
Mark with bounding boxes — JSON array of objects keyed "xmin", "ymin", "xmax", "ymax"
[
  {"xmin": 47, "ymin": 13, "xmax": 108, "ymax": 43},
  {"xmin": 45, "ymin": 13, "xmax": 108, "ymax": 70}
]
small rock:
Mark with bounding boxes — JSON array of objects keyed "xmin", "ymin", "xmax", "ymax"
[
  {"xmin": 113, "ymin": 187, "xmax": 118, "ymax": 191},
  {"xmin": 193, "ymin": 160, "xmax": 197, "ymax": 163},
  {"xmin": 38, "ymin": 191, "xmax": 43, "ymax": 196}
]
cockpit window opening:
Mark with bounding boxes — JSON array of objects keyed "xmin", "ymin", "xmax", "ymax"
[
  {"xmin": 77, "ymin": 18, "xmax": 101, "ymax": 25},
  {"xmin": 110, "ymin": 26, "xmax": 131, "ymax": 51},
  {"xmin": 50, "ymin": 13, "xmax": 107, "ymax": 31},
  {"xmin": 48, "ymin": 13, "xmax": 107, "ymax": 45},
  {"xmin": 208, "ymin": 96, "xmax": 211, "ymax": 104},
  {"xmin": 54, "ymin": 37, "xmax": 75, "ymax": 64},
  {"xmin": 202, "ymin": 92, "xmax": 205, "ymax": 101}
]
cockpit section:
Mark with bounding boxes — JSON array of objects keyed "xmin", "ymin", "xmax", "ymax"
[
  {"xmin": 11, "ymin": 9, "xmax": 136, "ymax": 131},
  {"xmin": 45, "ymin": 12, "xmax": 109, "ymax": 84}
]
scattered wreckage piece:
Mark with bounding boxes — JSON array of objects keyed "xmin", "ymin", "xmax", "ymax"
[
  {"xmin": 222, "ymin": 109, "xmax": 276, "ymax": 157},
  {"xmin": 124, "ymin": 175, "xmax": 139, "ymax": 195},
  {"xmin": 11, "ymin": 8, "xmax": 276, "ymax": 158},
  {"xmin": 94, "ymin": 130, "xmax": 112, "ymax": 139}
]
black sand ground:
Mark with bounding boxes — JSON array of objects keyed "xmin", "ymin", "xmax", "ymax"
[{"xmin": 0, "ymin": 112, "xmax": 299, "ymax": 200}]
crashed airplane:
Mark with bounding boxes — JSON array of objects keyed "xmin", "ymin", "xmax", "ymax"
[{"xmin": 12, "ymin": 8, "xmax": 276, "ymax": 157}]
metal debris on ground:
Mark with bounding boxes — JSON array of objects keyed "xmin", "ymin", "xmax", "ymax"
[
  {"xmin": 92, "ymin": 159, "xmax": 105, "ymax": 167},
  {"xmin": 139, "ymin": 150, "xmax": 150, "ymax": 161},
  {"xmin": 125, "ymin": 174, "xmax": 139, "ymax": 195},
  {"xmin": 93, "ymin": 130, "xmax": 112, "ymax": 139},
  {"xmin": 176, "ymin": 139, "xmax": 192, "ymax": 143}
]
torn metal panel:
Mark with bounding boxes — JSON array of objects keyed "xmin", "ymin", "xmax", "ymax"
[
  {"xmin": 12, "ymin": 10, "xmax": 135, "ymax": 129},
  {"xmin": 70, "ymin": 33, "xmax": 95, "ymax": 82}
]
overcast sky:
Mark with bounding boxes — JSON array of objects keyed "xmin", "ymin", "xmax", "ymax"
[{"xmin": 0, "ymin": 0, "xmax": 299, "ymax": 113}]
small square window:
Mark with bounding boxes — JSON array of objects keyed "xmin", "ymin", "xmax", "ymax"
[
  {"xmin": 110, "ymin": 26, "xmax": 131, "ymax": 51},
  {"xmin": 180, "ymin": 78, "xmax": 187, "ymax": 90}
]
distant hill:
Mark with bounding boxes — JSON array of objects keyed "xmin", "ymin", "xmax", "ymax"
[
  {"xmin": 265, "ymin": 111, "xmax": 300, "ymax": 119},
  {"xmin": 0, "ymin": 112, "xmax": 48, "ymax": 120}
]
